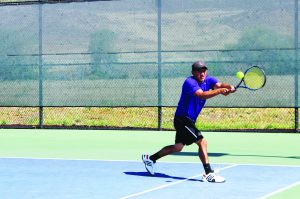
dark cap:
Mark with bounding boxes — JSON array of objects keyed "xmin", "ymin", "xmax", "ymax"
[{"xmin": 192, "ymin": 60, "xmax": 207, "ymax": 71}]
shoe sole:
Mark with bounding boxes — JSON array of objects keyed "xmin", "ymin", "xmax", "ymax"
[{"xmin": 201, "ymin": 179, "xmax": 226, "ymax": 183}]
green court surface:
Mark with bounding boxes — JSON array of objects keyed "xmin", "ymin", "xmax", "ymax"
[{"xmin": 0, "ymin": 129, "xmax": 299, "ymax": 198}]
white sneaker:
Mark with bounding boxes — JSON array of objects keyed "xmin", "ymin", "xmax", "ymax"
[
  {"xmin": 201, "ymin": 172, "xmax": 225, "ymax": 183},
  {"xmin": 142, "ymin": 154, "xmax": 155, "ymax": 176}
]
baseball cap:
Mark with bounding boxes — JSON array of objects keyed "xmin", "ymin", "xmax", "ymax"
[{"xmin": 192, "ymin": 60, "xmax": 208, "ymax": 71}]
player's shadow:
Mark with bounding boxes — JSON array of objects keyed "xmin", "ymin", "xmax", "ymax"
[
  {"xmin": 172, "ymin": 152, "xmax": 300, "ymax": 159},
  {"xmin": 124, "ymin": 171, "xmax": 201, "ymax": 182}
]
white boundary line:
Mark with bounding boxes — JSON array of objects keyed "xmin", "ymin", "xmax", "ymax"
[
  {"xmin": 257, "ymin": 180, "xmax": 300, "ymax": 199},
  {"xmin": 119, "ymin": 164, "xmax": 238, "ymax": 199},
  {"xmin": 1, "ymin": 157, "xmax": 300, "ymax": 168},
  {"xmin": 1, "ymin": 157, "xmax": 300, "ymax": 167}
]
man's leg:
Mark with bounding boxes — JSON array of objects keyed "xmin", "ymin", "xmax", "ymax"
[
  {"xmin": 196, "ymin": 138, "xmax": 225, "ymax": 183},
  {"xmin": 196, "ymin": 138, "xmax": 209, "ymax": 163},
  {"xmin": 142, "ymin": 143, "xmax": 184, "ymax": 176},
  {"xmin": 150, "ymin": 143, "xmax": 184, "ymax": 163},
  {"xmin": 196, "ymin": 138, "xmax": 213, "ymax": 174}
]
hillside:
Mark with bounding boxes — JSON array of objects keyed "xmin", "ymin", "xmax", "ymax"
[
  {"xmin": 0, "ymin": 0, "xmax": 296, "ymax": 77},
  {"xmin": 0, "ymin": 0, "xmax": 294, "ymax": 54}
]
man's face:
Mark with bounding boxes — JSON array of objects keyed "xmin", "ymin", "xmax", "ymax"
[{"xmin": 192, "ymin": 69, "xmax": 207, "ymax": 83}]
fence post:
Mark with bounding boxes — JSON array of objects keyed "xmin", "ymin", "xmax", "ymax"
[
  {"xmin": 295, "ymin": 0, "xmax": 299, "ymax": 132},
  {"xmin": 157, "ymin": 0, "xmax": 162, "ymax": 131},
  {"xmin": 38, "ymin": 2, "xmax": 44, "ymax": 128}
]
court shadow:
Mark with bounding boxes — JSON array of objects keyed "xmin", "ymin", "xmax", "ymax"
[
  {"xmin": 172, "ymin": 152, "xmax": 300, "ymax": 159},
  {"xmin": 124, "ymin": 171, "xmax": 201, "ymax": 182}
]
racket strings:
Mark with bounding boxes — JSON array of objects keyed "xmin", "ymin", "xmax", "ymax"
[{"xmin": 243, "ymin": 67, "xmax": 266, "ymax": 89}]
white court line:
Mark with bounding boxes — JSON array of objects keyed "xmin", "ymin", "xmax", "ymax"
[
  {"xmin": 1, "ymin": 157, "xmax": 300, "ymax": 169},
  {"xmin": 1, "ymin": 157, "xmax": 300, "ymax": 168},
  {"xmin": 119, "ymin": 164, "xmax": 238, "ymax": 199},
  {"xmin": 257, "ymin": 180, "xmax": 300, "ymax": 199}
]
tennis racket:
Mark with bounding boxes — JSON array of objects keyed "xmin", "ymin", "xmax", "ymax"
[{"xmin": 235, "ymin": 66, "xmax": 266, "ymax": 90}]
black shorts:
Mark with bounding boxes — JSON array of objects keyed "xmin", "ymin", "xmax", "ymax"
[{"xmin": 174, "ymin": 116, "xmax": 204, "ymax": 145}]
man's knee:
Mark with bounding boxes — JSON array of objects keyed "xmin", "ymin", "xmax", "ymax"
[
  {"xmin": 173, "ymin": 143, "xmax": 184, "ymax": 152},
  {"xmin": 197, "ymin": 138, "xmax": 207, "ymax": 147}
]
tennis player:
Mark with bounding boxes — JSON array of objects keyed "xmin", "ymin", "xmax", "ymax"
[{"xmin": 142, "ymin": 60, "xmax": 235, "ymax": 183}]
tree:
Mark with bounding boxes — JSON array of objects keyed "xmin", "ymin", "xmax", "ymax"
[
  {"xmin": 88, "ymin": 30, "xmax": 119, "ymax": 79},
  {"xmin": 0, "ymin": 30, "xmax": 37, "ymax": 80},
  {"xmin": 224, "ymin": 26, "xmax": 294, "ymax": 75}
]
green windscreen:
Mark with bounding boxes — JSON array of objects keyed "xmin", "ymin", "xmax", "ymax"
[{"xmin": 0, "ymin": 0, "xmax": 298, "ymax": 107}]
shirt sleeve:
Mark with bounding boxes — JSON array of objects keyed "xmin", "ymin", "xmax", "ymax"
[
  {"xmin": 183, "ymin": 78, "xmax": 200, "ymax": 96},
  {"xmin": 208, "ymin": 76, "xmax": 218, "ymax": 90}
]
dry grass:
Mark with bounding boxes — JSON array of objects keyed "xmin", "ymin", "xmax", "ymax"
[{"xmin": 0, "ymin": 107, "xmax": 295, "ymax": 131}]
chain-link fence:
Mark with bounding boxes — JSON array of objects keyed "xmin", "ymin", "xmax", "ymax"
[{"xmin": 0, "ymin": 0, "xmax": 299, "ymax": 132}]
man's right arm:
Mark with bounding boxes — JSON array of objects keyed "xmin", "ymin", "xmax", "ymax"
[{"xmin": 194, "ymin": 88, "xmax": 230, "ymax": 100}]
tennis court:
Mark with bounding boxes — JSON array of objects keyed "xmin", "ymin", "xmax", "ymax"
[{"xmin": 0, "ymin": 129, "xmax": 299, "ymax": 199}]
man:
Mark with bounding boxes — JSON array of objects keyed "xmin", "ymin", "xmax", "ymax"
[{"xmin": 142, "ymin": 60, "xmax": 235, "ymax": 183}]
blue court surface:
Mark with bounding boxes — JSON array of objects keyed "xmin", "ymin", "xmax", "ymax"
[{"xmin": 0, "ymin": 158, "xmax": 300, "ymax": 199}]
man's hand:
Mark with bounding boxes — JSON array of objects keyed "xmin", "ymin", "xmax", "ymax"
[
  {"xmin": 219, "ymin": 88, "xmax": 230, "ymax": 96},
  {"xmin": 229, "ymin": 85, "xmax": 236, "ymax": 93}
]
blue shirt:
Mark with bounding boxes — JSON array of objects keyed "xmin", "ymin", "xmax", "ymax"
[{"xmin": 175, "ymin": 76, "xmax": 218, "ymax": 122}]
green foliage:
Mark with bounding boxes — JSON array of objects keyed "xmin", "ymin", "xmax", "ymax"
[
  {"xmin": 0, "ymin": 120, "xmax": 7, "ymax": 125},
  {"xmin": 0, "ymin": 30, "xmax": 37, "ymax": 80},
  {"xmin": 223, "ymin": 26, "xmax": 294, "ymax": 75}
]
